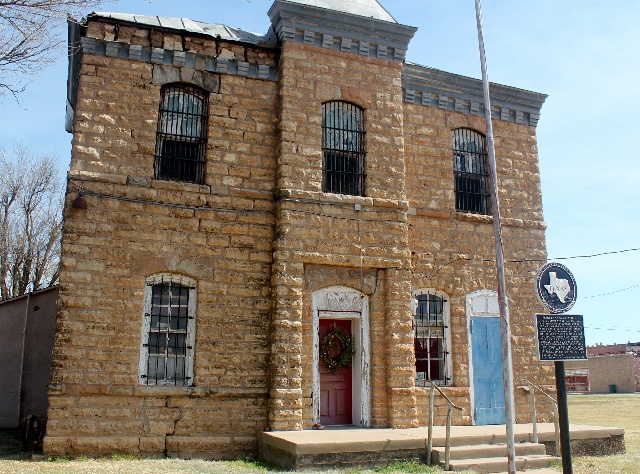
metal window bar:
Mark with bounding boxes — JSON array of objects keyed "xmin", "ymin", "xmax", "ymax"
[
  {"xmin": 452, "ymin": 128, "xmax": 490, "ymax": 215},
  {"xmin": 322, "ymin": 101, "xmax": 365, "ymax": 196},
  {"xmin": 155, "ymin": 84, "xmax": 208, "ymax": 184},
  {"xmin": 414, "ymin": 293, "xmax": 449, "ymax": 386},
  {"xmin": 144, "ymin": 277, "xmax": 191, "ymax": 386}
]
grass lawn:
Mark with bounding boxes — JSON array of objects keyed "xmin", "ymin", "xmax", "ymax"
[
  {"xmin": 1, "ymin": 395, "xmax": 636, "ymax": 473},
  {"xmin": 565, "ymin": 394, "xmax": 640, "ymax": 474},
  {"xmin": 0, "ymin": 454, "xmax": 445, "ymax": 474}
]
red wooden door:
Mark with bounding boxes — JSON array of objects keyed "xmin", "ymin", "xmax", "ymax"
[{"xmin": 319, "ymin": 319, "xmax": 353, "ymax": 425}]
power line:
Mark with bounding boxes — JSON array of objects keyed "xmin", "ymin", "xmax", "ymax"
[
  {"xmin": 583, "ymin": 284, "xmax": 640, "ymax": 299},
  {"xmin": 585, "ymin": 323, "xmax": 640, "ymax": 331},
  {"xmin": 70, "ymin": 179, "xmax": 640, "ymax": 296},
  {"xmin": 585, "ymin": 325, "xmax": 640, "ymax": 334},
  {"xmin": 508, "ymin": 247, "xmax": 640, "ymax": 263},
  {"xmin": 552, "ymin": 248, "xmax": 640, "ymax": 260}
]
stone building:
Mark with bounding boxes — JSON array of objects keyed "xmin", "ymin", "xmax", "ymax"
[
  {"xmin": 565, "ymin": 342, "xmax": 640, "ymax": 393},
  {"xmin": 45, "ymin": 0, "xmax": 553, "ymax": 458},
  {"xmin": 0, "ymin": 286, "xmax": 58, "ymax": 429}
]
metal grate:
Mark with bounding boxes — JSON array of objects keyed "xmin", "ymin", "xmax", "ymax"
[
  {"xmin": 452, "ymin": 128, "xmax": 490, "ymax": 215},
  {"xmin": 322, "ymin": 101, "xmax": 365, "ymax": 196},
  {"xmin": 143, "ymin": 278, "xmax": 192, "ymax": 386},
  {"xmin": 414, "ymin": 293, "xmax": 449, "ymax": 386},
  {"xmin": 155, "ymin": 84, "xmax": 209, "ymax": 184}
]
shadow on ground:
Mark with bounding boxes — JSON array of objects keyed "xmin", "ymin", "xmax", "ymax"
[{"xmin": 0, "ymin": 429, "xmax": 31, "ymax": 460}]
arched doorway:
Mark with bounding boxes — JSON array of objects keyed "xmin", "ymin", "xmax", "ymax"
[
  {"xmin": 312, "ymin": 286, "xmax": 371, "ymax": 427},
  {"xmin": 467, "ymin": 289, "xmax": 505, "ymax": 425}
]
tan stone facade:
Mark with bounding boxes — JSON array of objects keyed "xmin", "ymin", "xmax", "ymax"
[{"xmin": 46, "ymin": 2, "xmax": 554, "ymax": 458}]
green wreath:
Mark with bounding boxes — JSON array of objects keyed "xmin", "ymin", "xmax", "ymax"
[{"xmin": 320, "ymin": 324, "xmax": 355, "ymax": 372}]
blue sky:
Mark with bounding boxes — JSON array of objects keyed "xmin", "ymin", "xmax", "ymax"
[{"xmin": 1, "ymin": 0, "xmax": 638, "ymax": 345}]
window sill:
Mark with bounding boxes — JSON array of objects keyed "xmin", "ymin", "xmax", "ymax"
[
  {"xmin": 134, "ymin": 385, "xmax": 205, "ymax": 397},
  {"xmin": 410, "ymin": 206, "xmax": 546, "ymax": 230},
  {"xmin": 133, "ymin": 386, "xmax": 270, "ymax": 398},
  {"xmin": 150, "ymin": 178, "xmax": 211, "ymax": 194},
  {"xmin": 277, "ymin": 189, "xmax": 409, "ymax": 211}
]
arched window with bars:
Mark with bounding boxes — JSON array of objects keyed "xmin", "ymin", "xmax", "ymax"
[
  {"xmin": 413, "ymin": 289, "xmax": 451, "ymax": 386},
  {"xmin": 154, "ymin": 84, "xmax": 209, "ymax": 184},
  {"xmin": 138, "ymin": 274, "xmax": 197, "ymax": 386},
  {"xmin": 452, "ymin": 128, "xmax": 490, "ymax": 215},
  {"xmin": 322, "ymin": 101, "xmax": 365, "ymax": 196}
]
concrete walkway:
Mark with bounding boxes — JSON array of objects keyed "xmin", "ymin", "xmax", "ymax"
[
  {"xmin": 259, "ymin": 423, "xmax": 623, "ymax": 454},
  {"xmin": 257, "ymin": 423, "xmax": 624, "ymax": 471}
]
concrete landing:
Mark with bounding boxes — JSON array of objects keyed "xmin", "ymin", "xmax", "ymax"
[{"xmin": 257, "ymin": 423, "xmax": 624, "ymax": 471}]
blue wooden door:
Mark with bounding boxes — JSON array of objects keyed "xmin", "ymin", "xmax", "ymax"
[{"xmin": 471, "ymin": 317, "xmax": 505, "ymax": 425}]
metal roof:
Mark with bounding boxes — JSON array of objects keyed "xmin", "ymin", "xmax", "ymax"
[
  {"xmin": 89, "ymin": 12, "xmax": 276, "ymax": 45},
  {"xmin": 285, "ymin": 0, "xmax": 396, "ymax": 22}
]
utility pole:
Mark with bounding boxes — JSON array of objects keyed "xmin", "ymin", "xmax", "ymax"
[{"xmin": 473, "ymin": 1, "xmax": 517, "ymax": 473}]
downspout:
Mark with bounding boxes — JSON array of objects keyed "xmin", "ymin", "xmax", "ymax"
[{"xmin": 17, "ymin": 290, "xmax": 31, "ymax": 424}]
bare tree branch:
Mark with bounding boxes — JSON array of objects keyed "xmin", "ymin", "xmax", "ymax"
[
  {"xmin": 0, "ymin": 0, "xmax": 107, "ymax": 96},
  {"xmin": 0, "ymin": 144, "xmax": 63, "ymax": 299}
]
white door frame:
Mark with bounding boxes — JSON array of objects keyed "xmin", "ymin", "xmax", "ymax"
[
  {"xmin": 466, "ymin": 289, "xmax": 500, "ymax": 425},
  {"xmin": 312, "ymin": 286, "xmax": 371, "ymax": 427}
]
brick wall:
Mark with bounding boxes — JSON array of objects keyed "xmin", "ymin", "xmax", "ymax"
[
  {"xmin": 588, "ymin": 344, "xmax": 627, "ymax": 356},
  {"xmin": 567, "ymin": 355, "xmax": 636, "ymax": 394}
]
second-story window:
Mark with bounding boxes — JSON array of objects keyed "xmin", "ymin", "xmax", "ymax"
[
  {"xmin": 155, "ymin": 84, "xmax": 209, "ymax": 184},
  {"xmin": 322, "ymin": 101, "xmax": 365, "ymax": 196},
  {"xmin": 453, "ymin": 128, "xmax": 490, "ymax": 215}
]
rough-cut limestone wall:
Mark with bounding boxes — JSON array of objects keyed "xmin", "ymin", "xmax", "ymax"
[
  {"xmin": 268, "ymin": 41, "xmax": 417, "ymax": 431},
  {"xmin": 403, "ymin": 103, "xmax": 555, "ymax": 425},
  {"xmin": 300, "ymin": 265, "xmax": 388, "ymax": 428},
  {"xmin": 46, "ymin": 16, "xmax": 554, "ymax": 458},
  {"xmin": 45, "ymin": 35, "xmax": 279, "ymax": 457}
]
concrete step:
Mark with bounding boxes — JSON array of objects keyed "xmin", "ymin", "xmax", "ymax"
[
  {"xmin": 445, "ymin": 432, "xmax": 535, "ymax": 447},
  {"xmin": 444, "ymin": 455, "xmax": 561, "ymax": 473},
  {"xmin": 432, "ymin": 442, "xmax": 546, "ymax": 462},
  {"xmin": 494, "ymin": 470, "xmax": 558, "ymax": 474},
  {"xmin": 494, "ymin": 470, "xmax": 559, "ymax": 474}
]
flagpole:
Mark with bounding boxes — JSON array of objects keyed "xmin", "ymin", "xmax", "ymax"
[{"xmin": 473, "ymin": 1, "xmax": 516, "ymax": 473}]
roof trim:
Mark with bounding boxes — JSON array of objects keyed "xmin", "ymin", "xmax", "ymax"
[
  {"xmin": 87, "ymin": 12, "xmax": 278, "ymax": 47},
  {"xmin": 402, "ymin": 62, "xmax": 547, "ymax": 125},
  {"xmin": 284, "ymin": 0, "xmax": 397, "ymax": 23},
  {"xmin": 268, "ymin": 0, "xmax": 416, "ymax": 62},
  {"xmin": 0, "ymin": 285, "xmax": 59, "ymax": 307}
]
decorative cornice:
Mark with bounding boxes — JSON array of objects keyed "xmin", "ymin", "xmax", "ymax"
[
  {"xmin": 79, "ymin": 37, "xmax": 279, "ymax": 82},
  {"xmin": 402, "ymin": 62, "xmax": 547, "ymax": 127},
  {"xmin": 268, "ymin": 0, "xmax": 416, "ymax": 62}
]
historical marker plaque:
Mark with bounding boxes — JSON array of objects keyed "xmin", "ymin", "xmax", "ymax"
[
  {"xmin": 536, "ymin": 262, "xmax": 577, "ymax": 314},
  {"xmin": 535, "ymin": 313, "xmax": 587, "ymax": 361}
]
